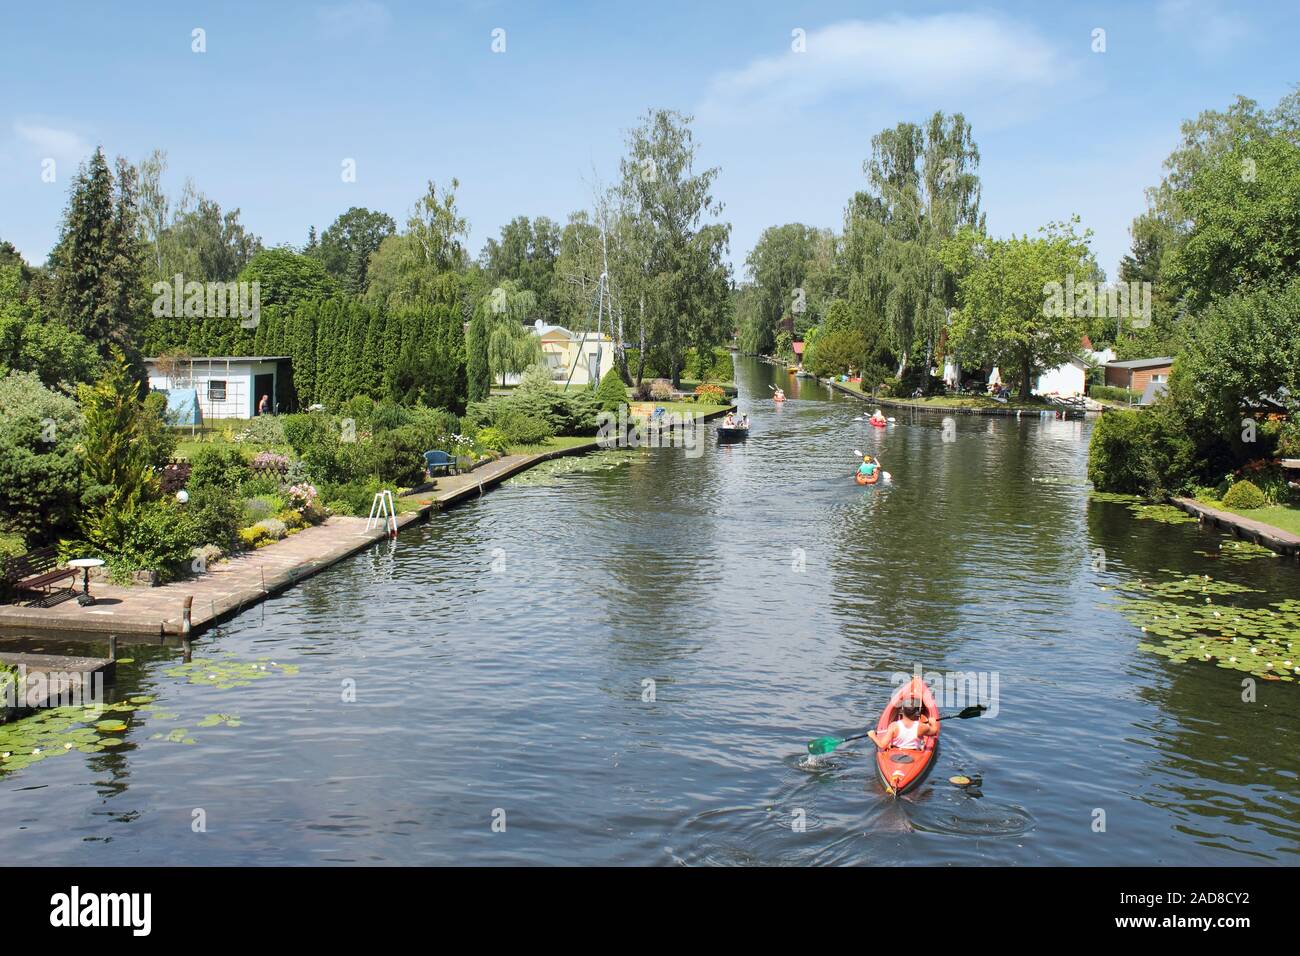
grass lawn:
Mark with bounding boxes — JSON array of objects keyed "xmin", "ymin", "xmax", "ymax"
[
  {"xmin": 1209, "ymin": 501, "xmax": 1300, "ymax": 537},
  {"xmin": 174, "ymin": 438, "xmax": 293, "ymax": 459}
]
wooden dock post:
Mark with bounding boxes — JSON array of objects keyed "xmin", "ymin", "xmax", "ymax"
[{"xmin": 108, "ymin": 634, "xmax": 118, "ymax": 661}]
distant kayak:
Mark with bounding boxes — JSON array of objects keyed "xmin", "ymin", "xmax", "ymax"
[
  {"xmin": 875, "ymin": 677, "xmax": 939, "ymax": 796},
  {"xmin": 869, "ymin": 418, "xmax": 887, "ymax": 428}
]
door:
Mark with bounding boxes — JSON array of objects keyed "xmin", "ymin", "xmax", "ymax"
[{"xmin": 253, "ymin": 373, "xmax": 274, "ymax": 415}]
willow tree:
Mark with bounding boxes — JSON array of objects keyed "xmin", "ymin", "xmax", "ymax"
[
  {"xmin": 479, "ymin": 281, "xmax": 541, "ymax": 385},
  {"xmin": 854, "ymin": 112, "xmax": 984, "ymax": 381}
]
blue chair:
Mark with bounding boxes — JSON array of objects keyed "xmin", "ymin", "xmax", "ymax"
[{"xmin": 422, "ymin": 450, "xmax": 460, "ymax": 477}]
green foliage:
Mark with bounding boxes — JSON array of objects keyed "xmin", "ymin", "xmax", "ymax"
[
  {"xmin": 0, "ymin": 371, "xmax": 83, "ymax": 544},
  {"xmin": 313, "ymin": 207, "xmax": 396, "ymax": 294},
  {"xmin": 97, "ymin": 499, "xmax": 201, "ymax": 583},
  {"xmin": 371, "ymin": 424, "xmax": 434, "ymax": 486},
  {"xmin": 237, "ymin": 248, "xmax": 339, "ymax": 311},
  {"xmin": 474, "ymin": 426, "xmax": 511, "ymax": 453},
  {"xmin": 77, "ymin": 350, "xmax": 162, "ymax": 552},
  {"xmin": 943, "ymin": 218, "xmax": 1098, "ymax": 399},
  {"xmin": 594, "ymin": 366, "xmax": 629, "ymax": 412},
  {"xmin": 1222, "ymin": 479, "xmax": 1266, "ymax": 510},
  {"xmin": 1088, "ymin": 384, "xmax": 1141, "ymax": 404},
  {"xmin": 47, "ymin": 149, "xmax": 147, "ymax": 368},
  {"xmin": 187, "ymin": 485, "xmax": 243, "ymax": 550},
  {"xmin": 466, "ymin": 306, "xmax": 491, "ymax": 402},
  {"xmin": 805, "ymin": 326, "xmax": 869, "ymax": 377},
  {"xmin": 188, "ymin": 445, "xmax": 252, "ymax": 492},
  {"xmin": 0, "ymin": 264, "xmax": 100, "ymax": 387},
  {"xmin": 1087, "ymin": 405, "xmax": 1197, "ymax": 497}
]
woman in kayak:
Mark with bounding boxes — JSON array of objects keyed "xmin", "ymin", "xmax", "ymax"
[
  {"xmin": 869, "ymin": 408, "xmax": 887, "ymax": 426},
  {"xmin": 773, "ymin": 387, "xmax": 785, "ymax": 402},
  {"xmin": 868, "ymin": 698, "xmax": 938, "ymax": 750},
  {"xmin": 857, "ymin": 455, "xmax": 879, "ymax": 480}
]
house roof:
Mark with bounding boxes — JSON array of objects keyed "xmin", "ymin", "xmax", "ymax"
[{"xmin": 1105, "ymin": 357, "xmax": 1174, "ymax": 370}]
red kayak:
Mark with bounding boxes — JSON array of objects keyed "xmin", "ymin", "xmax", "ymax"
[
  {"xmin": 874, "ymin": 677, "xmax": 939, "ymax": 796},
  {"xmin": 869, "ymin": 418, "xmax": 887, "ymax": 428}
]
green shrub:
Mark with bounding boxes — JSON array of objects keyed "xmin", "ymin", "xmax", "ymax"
[
  {"xmin": 1088, "ymin": 410, "xmax": 1158, "ymax": 495},
  {"xmin": 317, "ymin": 478, "xmax": 394, "ymax": 517},
  {"xmin": 0, "ymin": 370, "xmax": 83, "ymax": 544},
  {"xmin": 238, "ymin": 474, "xmax": 282, "ymax": 498},
  {"xmin": 189, "ymin": 445, "xmax": 253, "ymax": 492},
  {"xmin": 241, "ymin": 494, "xmax": 285, "ymax": 525},
  {"xmin": 649, "ymin": 379, "xmax": 673, "ymax": 401},
  {"xmin": 94, "ymin": 500, "xmax": 202, "ymax": 583},
  {"xmin": 1223, "ymin": 479, "xmax": 1267, "ymax": 509},
  {"xmin": 188, "ymin": 485, "xmax": 243, "ymax": 551},
  {"xmin": 475, "ymin": 426, "xmax": 510, "ymax": 453},
  {"xmin": 234, "ymin": 414, "xmax": 287, "ymax": 446},
  {"xmin": 595, "ymin": 367, "xmax": 629, "ymax": 412},
  {"xmin": 371, "ymin": 424, "xmax": 431, "ymax": 485},
  {"xmin": 1088, "ymin": 384, "xmax": 1141, "ymax": 404}
]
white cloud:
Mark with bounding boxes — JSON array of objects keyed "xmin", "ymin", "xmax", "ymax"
[
  {"xmin": 699, "ymin": 14, "xmax": 1069, "ymax": 122},
  {"xmin": 317, "ymin": 1, "xmax": 392, "ymax": 42},
  {"xmin": 14, "ymin": 122, "xmax": 91, "ymax": 164},
  {"xmin": 1157, "ymin": 0, "xmax": 1249, "ymax": 60}
]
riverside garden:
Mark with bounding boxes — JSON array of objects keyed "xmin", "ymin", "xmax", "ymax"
[{"xmin": 1, "ymin": 94, "xmax": 1299, "ymax": 866}]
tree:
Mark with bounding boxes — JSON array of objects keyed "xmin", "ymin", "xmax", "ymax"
[
  {"xmin": 852, "ymin": 112, "xmax": 983, "ymax": 380},
  {"xmin": 942, "ymin": 219, "xmax": 1098, "ymax": 400},
  {"xmin": 47, "ymin": 148, "xmax": 147, "ymax": 369},
  {"xmin": 480, "ymin": 281, "xmax": 541, "ymax": 385},
  {"xmin": 316, "ymin": 207, "xmax": 396, "ymax": 294},
  {"xmin": 617, "ymin": 109, "xmax": 732, "ymax": 386},
  {"xmin": 76, "ymin": 349, "xmax": 163, "ymax": 551},
  {"xmin": 480, "ymin": 215, "xmax": 561, "ymax": 319},
  {"xmin": 366, "ymin": 179, "xmax": 469, "ymax": 311},
  {"xmin": 0, "ymin": 263, "xmax": 99, "ymax": 387},
  {"xmin": 743, "ymin": 224, "xmax": 835, "ymax": 353},
  {"xmin": 237, "ymin": 248, "xmax": 340, "ymax": 311},
  {"xmin": 0, "ymin": 371, "xmax": 83, "ymax": 544},
  {"xmin": 466, "ymin": 304, "xmax": 491, "ymax": 402}
]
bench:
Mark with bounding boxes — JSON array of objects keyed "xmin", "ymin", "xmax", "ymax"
[
  {"xmin": 1, "ymin": 545, "xmax": 77, "ymax": 608},
  {"xmin": 422, "ymin": 450, "xmax": 460, "ymax": 478}
]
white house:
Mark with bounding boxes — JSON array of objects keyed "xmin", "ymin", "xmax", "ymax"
[
  {"xmin": 146, "ymin": 356, "xmax": 291, "ymax": 421},
  {"xmin": 502, "ymin": 322, "xmax": 616, "ymax": 386},
  {"xmin": 1034, "ymin": 347, "xmax": 1115, "ymax": 398}
]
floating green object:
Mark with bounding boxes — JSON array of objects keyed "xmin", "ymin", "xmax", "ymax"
[
  {"xmin": 1110, "ymin": 570, "xmax": 1300, "ymax": 682},
  {"xmin": 95, "ymin": 720, "xmax": 127, "ymax": 732},
  {"xmin": 99, "ymin": 737, "xmax": 124, "ymax": 747}
]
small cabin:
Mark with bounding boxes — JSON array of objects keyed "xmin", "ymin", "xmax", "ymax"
[{"xmin": 145, "ymin": 356, "xmax": 292, "ymax": 421}]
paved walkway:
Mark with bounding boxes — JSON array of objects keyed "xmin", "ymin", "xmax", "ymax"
[{"xmin": 1170, "ymin": 497, "xmax": 1300, "ymax": 557}]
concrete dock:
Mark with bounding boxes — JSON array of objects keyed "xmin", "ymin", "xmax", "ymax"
[{"xmin": 1169, "ymin": 497, "xmax": 1300, "ymax": 558}]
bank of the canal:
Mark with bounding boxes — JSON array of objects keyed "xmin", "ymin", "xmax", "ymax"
[{"xmin": 0, "ymin": 358, "xmax": 1296, "ymax": 866}]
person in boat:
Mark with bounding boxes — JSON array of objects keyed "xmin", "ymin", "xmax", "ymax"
[
  {"xmin": 869, "ymin": 408, "xmax": 887, "ymax": 425},
  {"xmin": 868, "ymin": 698, "xmax": 938, "ymax": 751},
  {"xmin": 740, "ymin": 414, "xmax": 749, "ymax": 428},
  {"xmin": 857, "ymin": 455, "xmax": 879, "ymax": 480},
  {"xmin": 773, "ymin": 388, "xmax": 785, "ymax": 401},
  {"xmin": 723, "ymin": 412, "xmax": 736, "ymax": 427}
]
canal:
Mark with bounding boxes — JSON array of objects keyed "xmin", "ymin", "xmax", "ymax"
[{"xmin": 3, "ymin": 357, "xmax": 1298, "ymax": 864}]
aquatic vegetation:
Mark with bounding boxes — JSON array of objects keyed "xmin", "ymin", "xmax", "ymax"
[
  {"xmin": 1088, "ymin": 491, "xmax": 1143, "ymax": 504},
  {"xmin": 164, "ymin": 657, "xmax": 299, "ymax": 688},
  {"xmin": 1110, "ymin": 571, "xmax": 1300, "ymax": 682},
  {"xmin": 0, "ymin": 705, "xmax": 130, "ymax": 771},
  {"xmin": 506, "ymin": 450, "xmax": 632, "ymax": 487},
  {"xmin": 1128, "ymin": 503, "xmax": 1196, "ymax": 524},
  {"xmin": 1193, "ymin": 540, "xmax": 1277, "ymax": 562}
]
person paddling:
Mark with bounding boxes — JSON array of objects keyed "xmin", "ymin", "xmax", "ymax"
[
  {"xmin": 867, "ymin": 698, "xmax": 937, "ymax": 751},
  {"xmin": 857, "ymin": 454, "xmax": 879, "ymax": 480},
  {"xmin": 869, "ymin": 408, "xmax": 887, "ymax": 426}
]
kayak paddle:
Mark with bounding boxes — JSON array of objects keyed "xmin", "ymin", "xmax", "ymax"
[{"xmin": 806, "ymin": 705, "xmax": 987, "ymax": 756}]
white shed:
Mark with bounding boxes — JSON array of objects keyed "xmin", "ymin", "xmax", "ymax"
[{"xmin": 146, "ymin": 356, "xmax": 290, "ymax": 420}]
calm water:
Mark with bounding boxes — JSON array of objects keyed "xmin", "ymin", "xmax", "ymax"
[{"xmin": 3, "ymin": 357, "xmax": 1298, "ymax": 865}]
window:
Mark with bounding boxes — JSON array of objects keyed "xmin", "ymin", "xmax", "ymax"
[
  {"xmin": 208, "ymin": 380, "xmax": 227, "ymax": 402},
  {"xmin": 1150, "ymin": 374, "xmax": 1166, "ymax": 383}
]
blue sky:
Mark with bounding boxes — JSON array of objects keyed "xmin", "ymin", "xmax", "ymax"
[{"xmin": 1, "ymin": 0, "xmax": 1295, "ymax": 281}]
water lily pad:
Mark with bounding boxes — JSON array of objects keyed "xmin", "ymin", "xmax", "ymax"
[{"xmin": 949, "ymin": 775, "xmax": 973, "ymax": 786}]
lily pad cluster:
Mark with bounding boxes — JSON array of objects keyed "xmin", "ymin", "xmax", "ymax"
[
  {"xmin": 1110, "ymin": 571, "xmax": 1300, "ymax": 682},
  {"xmin": 0, "ymin": 700, "xmax": 142, "ymax": 771},
  {"xmin": 164, "ymin": 657, "xmax": 299, "ymax": 688},
  {"xmin": 1193, "ymin": 540, "xmax": 1277, "ymax": 562},
  {"xmin": 506, "ymin": 451, "xmax": 631, "ymax": 487}
]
